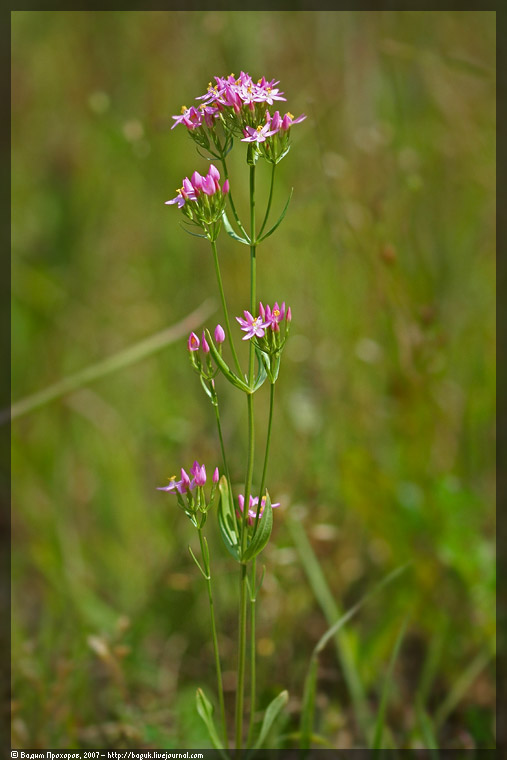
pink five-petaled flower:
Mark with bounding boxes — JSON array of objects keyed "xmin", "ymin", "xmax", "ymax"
[
  {"xmin": 237, "ymin": 494, "xmax": 280, "ymax": 526},
  {"xmin": 171, "ymin": 105, "xmax": 204, "ymax": 130},
  {"xmin": 265, "ymin": 302, "xmax": 286, "ymax": 329},
  {"xmin": 241, "ymin": 122, "xmax": 276, "ymax": 144},
  {"xmin": 158, "ymin": 467, "xmax": 193, "ymax": 495},
  {"xmin": 188, "ymin": 332, "xmax": 200, "ymax": 351},
  {"xmin": 236, "ymin": 310, "xmax": 270, "ymax": 341},
  {"xmin": 281, "ymin": 111, "xmax": 307, "ymax": 130}
]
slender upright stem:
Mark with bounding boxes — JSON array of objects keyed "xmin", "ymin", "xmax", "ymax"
[
  {"xmin": 258, "ymin": 163, "xmax": 276, "ymax": 238},
  {"xmin": 198, "ymin": 528, "xmax": 228, "ymax": 747},
  {"xmin": 259, "ymin": 382, "xmax": 275, "ymax": 501},
  {"xmin": 210, "ymin": 239, "xmax": 243, "ymax": 377},
  {"xmin": 220, "ymin": 156, "xmax": 249, "ymax": 239},
  {"xmin": 212, "ymin": 390, "xmax": 230, "ymax": 483},
  {"xmin": 235, "ymin": 162, "xmax": 258, "ymax": 752},
  {"xmin": 247, "ymin": 381, "xmax": 275, "ymax": 744}
]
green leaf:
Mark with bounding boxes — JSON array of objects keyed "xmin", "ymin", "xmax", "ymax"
[
  {"xmin": 195, "ymin": 688, "xmax": 227, "ymax": 756},
  {"xmin": 253, "ymin": 690, "xmax": 289, "ymax": 750},
  {"xmin": 179, "ymin": 222, "xmax": 208, "ymax": 239},
  {"xmin": 252, "ymin": 347, "xmax": 269, "ymax": 392},
  {"xmin": 206, "ymin": 330, "xmax": 250, "ymax": 393},
  {"xmin": 199, "ymin": 375, "xmax": 217, "ymax": 404},
  {"xmin": 257, "ymin": 187, "xmax": 293, "ymax": 243},
  {"xmin": 218, "ymin": 476, "xmax": 240, "ymax": 561},
  {"xmin": 241, "ymin": 491, "xmax": 274, "ymax": 563},
  {"xmin": 222, "ymin": 211, "xmax": 250, "ymax": 245},
  {"xmin": 372, "ymin": 616, "xmax": 410, "ymax": 751},
  {"xmin": 188, "ymin": 545, "xmax": 208, "ymax": 579}
]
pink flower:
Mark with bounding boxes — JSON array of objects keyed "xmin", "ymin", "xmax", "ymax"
[
  {"xmin": 171, "ymin": 105, "xmax": 203, "ymax": 130},
  {"xmin": 241, "ymin": 122, "xmax": 276, "ymax": 144},
  {"xmin": 158, "ymin": 467, "xmax": 193, "ymax": 495},
  {"xmin": 265, "ymin": 302, "xmax": 286, "ymax": 329},
  {"xmin": 236, "ymin": 310, "xmax": 271, "ymax": 340},
  {"xmin": 237, "ymin": 494, "xmax": 280, "ymax": 525},
  {"xmin": 188, "ymin": 332, "xmax": 200, "ymax": 351},
  {"xmin": 191, "ymin": 460, "xmax": 207, "ymax": 486},
  {"xmin": 281, "ymin": 111, "xmax": 307, "ymax": 130}
]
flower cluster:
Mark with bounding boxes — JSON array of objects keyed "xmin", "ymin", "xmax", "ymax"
[
  {"xmin": 187, "ymin": 325, "xmax": 226, "ymax": 378},
  {"xmin": 236, "ymin": 301, "xmax": 291, "ymax": 355},
  {"xmin": 166, "ymin": 164, "xmax": 229, "ymax": 231},
  {"xmin": 242, "ymin": 109, "xmax": 306, "ymax": 164},
  {"xmin": 158, "ymin": 460, "xmax": 219, "ymax": 526},
  {"xmin": 237, "ymin": 493, "xmax": 280, "ymax": 527},
  {"xmin": 171, "ymin": 71, "xmax": 305, "ymax": 163}
]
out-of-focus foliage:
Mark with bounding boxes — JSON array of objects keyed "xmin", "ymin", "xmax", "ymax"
[{"xmin": 11, "ymin": 11, "xmax": 495, "ymax": 750}]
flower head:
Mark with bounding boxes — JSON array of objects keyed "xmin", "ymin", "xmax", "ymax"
[
  {"xmin": 214, "ymin": 324, "xmax": 226, "ymax": 344},
  {"xmin": 236, "ymin": 310, "xmax": 271, "ymax": 340}
]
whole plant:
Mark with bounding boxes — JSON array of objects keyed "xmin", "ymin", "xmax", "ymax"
[{"xmin": 160, "ymin": 71, "xmax": 306, "ymax": 751}]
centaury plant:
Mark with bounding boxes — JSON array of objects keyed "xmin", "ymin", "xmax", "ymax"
[{"xmin": 159, "ymin": 71, "xmax": 305, "ymax": 751}]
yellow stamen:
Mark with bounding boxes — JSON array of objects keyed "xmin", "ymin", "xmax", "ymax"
[
  {"xmin": 287, "ymin": 112, "xmax": 294, "ymax": 119},
  {"xmin": 180, "ymin": 105, "xmax": 187, "ymax": 113},
  {"xmin": 274, "ymin": 309, "xmax": 280, "ymax": 317},
  {"xmin": 169, "ymin": 475, "xmax": 177, "ymax": 481},
  {"xmin": 256, "ymin": 125, "xmax": 263, "ymax": 132}
]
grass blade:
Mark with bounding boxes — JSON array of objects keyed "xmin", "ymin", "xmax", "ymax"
[
  {"xmin": 5, "ymin": 298, "xmax": 216, "ymax": 424},
  {"xmin": 288, "ymin": 516, "xmax": 371, "ymax": 741},
  {"xmin": 372, "ymin": 616, "xmax": 410, "ymax": 751},
  {"xmin": 299, "ymin": 564, "xmax": 408, "ymax": 749}
]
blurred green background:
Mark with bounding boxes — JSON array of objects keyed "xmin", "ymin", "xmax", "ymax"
[{"xmin": 11, "ymin": 10, "xmax": 495, "ymax": 750}]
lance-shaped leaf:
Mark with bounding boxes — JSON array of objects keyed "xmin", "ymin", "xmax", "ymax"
[
  {"xmin": 205, "ymin": 329, "xmax": 250, "ymax": 393},
  {"xmin": 179, "ymin": 222, "xmax": 208, "ymax": 239},
  {"xmin": 195, "ymin": 688, "xmax": 228, "ymax": 757},
  {"xmin": 252, "ymin": 690, "xmax": 289, "ymax": 751},
  {"xmin": 199, "ymin": 375, "xmax": 217, "ymax": 404},
  {"xmin": 222, "ymin": 210, "xmax": 250, "ymax": 245},
  {"xmin": 257, "ymin": 187, "xmax": 294, "ymax": 243},
  {"xmin": 241, "ymin": 491, "xmax": 274, "ymax": 563},
  {"xmin": 251, "ymin": 346, "xmax": 269, "ymax": 392},
  {"xmin": 218, "ymin": 476, "xmax": 240, "ymax": 561}
]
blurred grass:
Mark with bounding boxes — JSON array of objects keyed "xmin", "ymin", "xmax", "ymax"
[{"xmin": 11, "ymin": 10, "xmax": 495, "ymax": 750}]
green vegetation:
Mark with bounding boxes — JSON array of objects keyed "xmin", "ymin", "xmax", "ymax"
[{"xmin": 11, "ymin": 11, "xmax": 495, "ymax": 750}]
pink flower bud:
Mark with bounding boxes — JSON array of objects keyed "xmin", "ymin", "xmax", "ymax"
[
  {"xmin": 188, "ymin": 332, "xmax": 200, "ymax": 351},
  {"xmin": 191, "ymin": 171, "xmax": 203, "ymax": 191},
  {"xmin": 201, "ymin": 331, "xmax": 210, "ymax": 354},
  {"xmin": 259, "ymin": 302, "xmax": 266, "ymax": 320},
  {"xmin": 286, "ymin": 307, "xmax": 292, "ymax": 322},
  {"xmin": 208, "ymin": 164, "xmax": 220, "ymax": 182},
  {"xmin": 202, "ymin": 175, "xmax": 216, "ymax": 196},
  {"xmin": 222, "ymin": 179, "xmax": 229, "ymax": 194},
  {"xmin": 213, "ymin": 467, "xmax": 219, "ymax": 484},
  {"xmin": 214, "ymin": 324, "xmax": 226, "ymax": 344},
  {"xmin": 180, "ymin": 468, "xmax": 191, "ymax": 491}
]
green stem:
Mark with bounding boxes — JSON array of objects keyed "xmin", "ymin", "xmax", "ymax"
[
  {"xmin": 247, "ymin": 558, "xmax": 257, "ymax": 747},
  {"xmin": 235, "ymin": 563, "xmax": 248, "ymax": 752},
  {"xmin": 212, "ymin": 389, "xmax": 231, "ymax": 484},
  {"xmin": 259, "ymin": 382, "xmax": 275, "ymax": 500},
  {"xmin": 258, "ymin": 163, "xmax": 276, "ymax": 238},
  {"xmin": 247, "ymin": 381, "xmax": 275, "ymax": 745},
  {"xmin": 220, "ymin": 155, "xmax": 249, "ymax": 239},
  {"xmin": 198, "ymin": 527, "xmax": 228, "ymax": 748},
  {"xmin": 235, "ymin": 162, "xmax": 258, "ymax": 752},
  {"xmin": 210, "ymin": 239, "xmax": 243, "ymax": 377}
]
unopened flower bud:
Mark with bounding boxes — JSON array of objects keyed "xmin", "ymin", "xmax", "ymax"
[
  {"xmin": 188, "ymin": 332, "xmax": 200, "ymax": 351},
  {"xmin": 201, "ymin": 331, "xmax": 210, "ymax": 354},
  {"xmin": 214, "ymin": 324, "xmax": 226, "ymax": 344},
  {"xmin": 222, "ymin": 179, "xmax": 230, "ymax": 194},
  {"xmin": 213, "ymin": 467, "xmax": 219, "ymax": 483},
  {"xmin": 286, "ymin": 307, "xmax": 292, "ymax": 322}
]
